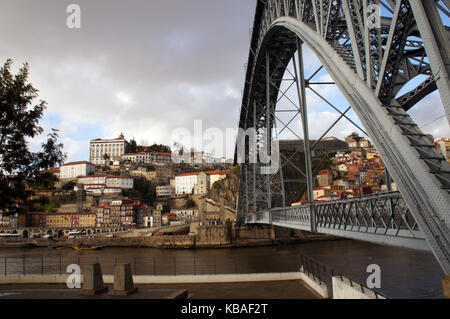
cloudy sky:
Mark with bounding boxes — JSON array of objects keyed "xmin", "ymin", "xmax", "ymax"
[{"xmin": 0, "ymin": 0, "xmax": 448, "ymax": 162}]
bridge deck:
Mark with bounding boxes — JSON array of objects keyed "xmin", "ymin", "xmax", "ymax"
[{"xmin": 243, "ymin": 192, "xmax": 430, "ymax": 251}]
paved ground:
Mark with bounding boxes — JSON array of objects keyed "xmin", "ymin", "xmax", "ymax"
[
  {"xmin": 147, "ymin": 281, "xmax": 322, "ymax": 299},
  {"xmin": 0, "ymin": 280, "xmax": 321, "ymax": 299},
  {"xmin": 0, "ymin": 287, "xmax": 186, "ymax": 299}
]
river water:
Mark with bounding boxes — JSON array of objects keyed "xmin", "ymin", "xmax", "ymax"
[{"xmin": 0, "ymin": 239, "xmax": 444, "ymax": 299}]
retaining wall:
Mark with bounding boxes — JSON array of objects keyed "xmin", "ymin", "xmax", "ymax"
[
  {"xmin": 332, "ymin": 275, "xmax": 386, "ymax": 299},
  {"xmin": 0, "ymin": 272, "xmax": 302, "ymax": 285},
  {"xmin": 298, "ymin": 266, "xmax": 329, "ymax": 298}
]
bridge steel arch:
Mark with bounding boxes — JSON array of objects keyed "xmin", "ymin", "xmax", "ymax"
[{"xmin": 236, "ymin": 0, "xmax": 450, "ymax": 274}]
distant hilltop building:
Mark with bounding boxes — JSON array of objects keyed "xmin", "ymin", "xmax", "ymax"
[
  {"xmin": 76, "ymin": 174, "xmax": 134, "ymax": 195},
  {"xmin": 434, "ymin": 138, "xmax": 450, "ymax": 163},
  {"xmin": 279, "ymin": 137, "xmax": 348, "ymax": 157},
  {"xmin": 90, "ymin": 133, "xmax": 129, "ymax": 165},
  {"xmin": 156, "ymin": 185, "xmax": 175, "ymax": 198},
  {"xmin": 175, "ymin": 170, "xmax": 229, "ymax": 195},
  {"xmin": 122, "ymin": 152, "xmax": 171, "ymax": 165},
  {"xmin": 60, "ymin": 161, "xmax": 96, "ymax": 179},
  {"xmin": 345, "ymin": 133, "xmax": 372, "ymax": 150},
  {"xmin": 171, "ymin": 148, "xmax": 229, "ymax": 165}
]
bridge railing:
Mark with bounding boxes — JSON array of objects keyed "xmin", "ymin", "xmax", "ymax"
[
  {"xmin": 314, "ymin": 192, "xmax": 421, "ymax": 235},
  {"xmin": 244, "ymin": 192, "xmax": 424, "ymax": 239},
  {"xmin": 300, "ymin": 254, "xmax": 389, "ymax": 299}
]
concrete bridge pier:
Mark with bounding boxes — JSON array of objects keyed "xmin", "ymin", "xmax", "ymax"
[
  {"xmin": 110, "ymin": 264, "xmax": 138, "ymax": 296},
  {"xmin": 82, "ymin": 263, "xmax": 108, "ymax": 295}
]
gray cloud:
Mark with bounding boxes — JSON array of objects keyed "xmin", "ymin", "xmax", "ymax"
[
  {"xmin": 1, "ymin": 0, "xmax": 448, "ymax": 162},
  {"xmin": 0, "ymin": 0, "xmax": 257, "ymax": 161}
]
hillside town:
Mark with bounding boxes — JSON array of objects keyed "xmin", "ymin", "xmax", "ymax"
[
  {"xmin": 0, "ymin": 133, "xmax": 233, "ymax": 234},
  {"xmin": 0, "ymin": 133, "xmax": 449, "ymax": 235}
]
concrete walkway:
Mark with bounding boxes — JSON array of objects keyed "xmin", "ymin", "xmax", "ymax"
[{"xmin": 0, "ymin": 280, "xmax": 321, "ymax": 299}]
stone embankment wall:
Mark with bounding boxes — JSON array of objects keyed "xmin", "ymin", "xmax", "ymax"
[
  {"xmin": 197, "ymin": 225, "xmax": 232, "ymax": 246},
  {"xmin": 1, "ymin": 224, "xmax": 336, "ymax": 249},
  {"xmin": 2, "ymin": 236, "xmax": 197, "ymax": 249},
  {"xmin": 233, "ymin": 225, "xmax": 275, "ymax": 240}
]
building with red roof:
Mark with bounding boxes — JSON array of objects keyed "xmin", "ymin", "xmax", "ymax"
[{"xmin": 60, "ymin": 161, "xmax": 96, "ymax": 179}]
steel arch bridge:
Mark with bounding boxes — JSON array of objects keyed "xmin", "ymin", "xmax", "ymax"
[{"xmin": 235, "ymin": 0, "xmax": 450, "ymax": 274}]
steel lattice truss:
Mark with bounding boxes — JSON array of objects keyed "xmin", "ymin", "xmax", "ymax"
[
  {"xmin": 236, "ymin": 0, "xmax": 450, "ymax": 274},
  {"xmin": 243, "ymin": 192, "xmax": 429, "ymax": 251}
]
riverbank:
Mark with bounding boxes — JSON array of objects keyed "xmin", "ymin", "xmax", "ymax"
[
  {"xmin": 0, "ymin": 240, "xmax": 443, "ymax": 298},
  {"xmin": 0, "ymin": 234, "xmax": 340, "ymax": 250}
]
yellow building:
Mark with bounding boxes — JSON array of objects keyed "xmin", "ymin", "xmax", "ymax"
[
  {"xmin": 79, "ymin": 213, "xmax": 96, "ymax": 227},
  {"xmin": 28, "ymin": 212, "xmax": 96, "ymax": 228},
  {"xmin": 45, "ymin": 214, "xmax": 72, "ymax": 228},
  {"xmin": 366, "ymin": 151, "xmax": 380, "ymax": 160}
]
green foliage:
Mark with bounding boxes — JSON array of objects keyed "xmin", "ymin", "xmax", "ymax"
[
  {"xmin": 152, "ymin": 144, "xmax": 170, "ymax": 153},
  {"xmin": 0, "ymin": 59, "xmax": 66, "ymax": 212},
  {"xmin": 127, "ymin": 139, "xmax": 137, "ymax": 154},
  {"xmin": 33, "ymin": 172, "xmax": 59, "ymax": 190},
  {"xmin": 137, "ymin": 143, "xmax": 171, "ymax": 153},
  {"xmin": 33, "ymin": 196, "xmax": 57, "ymax": 212},
  {"xmin": 61, "ymin": 181, "xmax": 76, "ymax": 191},
  {"xmin": 281, "ymin": 151, "xmax": 335, "ymax": 203},
  {"xmin": 122, "ymin": 177, "xmax": 156, "ymax": 204},
  {"xmin": 185, "ymin": 198, "xmax": 196, "ymax": 209}
]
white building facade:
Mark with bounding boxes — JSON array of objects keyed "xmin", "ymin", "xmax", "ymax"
[
  {"xmin": 193, "ymin": 172, "xmax": 210, "ymax": 195},
  {"xmin": 173, "ymin": 209, "xmax": 195, "ymax": 219},
  {"xmin": 175, "ymin": 170, "xmax": 229, "ymax": 195},
  {"xmin": 121, "ymin": 152, "xmax": 172, "ymax": 165},
  {"xmin": 77, "ymin": 175, "xmax": 133, "ymax": 194},
  {"xmin": 175, "ymin": 173, "xmax": 199, "ymax": 195},
  {"xmin": 60, "ymin": 161, "xmax": 96, "ymax": 179},
  {"xmin": 106, "ymin": 176, "xmax": 134, "ymax": 189},
  {"xmin": 156, "ymin": 185, "xmax": 174, "ymax": 198},
  {"xmin": 90, "ymin": 133, "xmax": 129, "ymax": 165}
]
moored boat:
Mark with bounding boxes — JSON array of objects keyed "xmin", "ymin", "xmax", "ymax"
[{"xmin": 72, "ymin": 245, "xmax": 104, "ymax": 251}]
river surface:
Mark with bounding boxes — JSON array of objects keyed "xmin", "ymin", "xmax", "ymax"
[{"xmin": 0, "ymin": 239, "xmax": 444, "ymax": 299}]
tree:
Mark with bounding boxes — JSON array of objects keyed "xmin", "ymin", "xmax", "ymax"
[
  {"xmin": 148, "ymin": 143, "xmax": 171, "ymax": 153},
  {"xmin": 33, "ymin": 172, "xmax": 59, "ymax": 190},
  {"xmin": 122, "ymin": 177, "xmax": 156, "ymax": 204},
  {"xmin": 0, "ymin": 59, "xmax": 66, "ymax": 212},
  {"xmin": 127, "ymin": 139, "xmax": 137, "ymax": 154},
  {"xmin": 61, "ymin": 181, "xmax": 76, "ymax": 191},
  {"xmin": 185, "ymin": 199, "xmax": 196, "ymax": 209},
  {"xmin": 103, "ymin": 153, "xmax": 110, "ymax": 166}
]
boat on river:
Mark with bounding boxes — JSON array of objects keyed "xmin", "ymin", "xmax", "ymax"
[{"xmin": 72, "ymin": 245, "xmax": 104, "ymax": 251}]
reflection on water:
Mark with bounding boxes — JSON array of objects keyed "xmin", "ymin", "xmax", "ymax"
[{"xmin": 0, "ymin": 239, "xmax": 443, "ymax": 299}]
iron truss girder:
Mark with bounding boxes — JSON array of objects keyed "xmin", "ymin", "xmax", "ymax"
[
  {"xmin": 236, "ymin": 0, "xmax": 450, "ymax": 274},
  {"xmin": 245, "ymin": 193, "xmax": 429, "ymax": 251}
]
